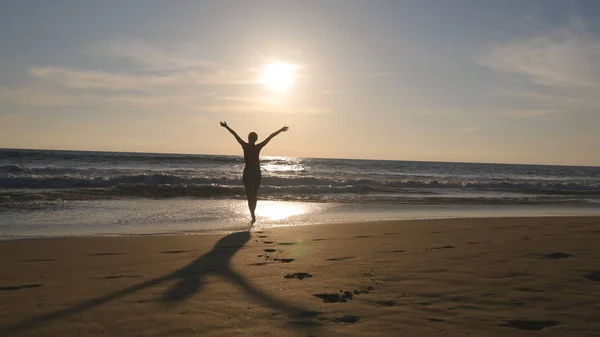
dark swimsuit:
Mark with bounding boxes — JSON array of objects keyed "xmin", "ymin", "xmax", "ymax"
[
  {"xmin": 243, "ymin": 165, "xmax": 261, "ymax": 185},
  {"xmin": 242, "ymin": 143, "xmax": 262, "ymax": 185}
]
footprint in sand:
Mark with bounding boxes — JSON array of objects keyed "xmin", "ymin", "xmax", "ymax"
[
  {"xmin": 278, "ymin": 242, "xmax": 296, "ymax": 246},
  {"xmin": 374, "ymin": 300, "xmax": 395, "ymax": 307},
  {"xmin": 541, "ymin": 252, "xmax": 572, "ymax": 259},
  {"xmin": 314, "ymin": 287, "xmax": 374, "ymax": 303},
  {"xmin": 353, "ymin": 235, "xmax": 372, "ymax": 238},
  {"xmin": 263, "ymin": 241, "xmax": 274, "ymax": 244},
  {"xmin": 332, "ymin": 315, "xmax": 360, "ymax": 323},
  {"xmin": 284, "ymin": 272, "xmax": 312, "ymax": 280},
  {"xmin": 584, "ymin": 271, "xmax": 600, "ymax": 282},
  {"xmin": 427, "ymin": 318, "xmax": 445, "ymax": 322},
  {"xmin": 326, "ymin": 256, "xmax": 354, "ymax": 261},
  {"xmin": 426, "ymin": 245, "xmax": 454, "ymax": 251},
  {"xmin": 161, "ymin": 250, "xmax": 191, "ymax": 254},
  {"xmin": 500, "ymin": 320, "xmax": 559, "ymax": 331},
  {"xmin": 353, "ymin": 288, "xmax": 371, "ymax": 295},
  {"xmin": 264, "ymin": 248, "xmax": 276, "ymax": 253},
  {"xmin": 313, "ymin": 292, "xmax": 353, "ymax": 303},
  {"xmin": 0, "ymin": 284, "xmax": 42, "ymax": 291},
  {"xmin": 258, "ymin": 235, "xmax": 268, "ymax": 238},
  {"xmin": 249, "ymin": 258, "xmax": 294, "ymax": 265}
]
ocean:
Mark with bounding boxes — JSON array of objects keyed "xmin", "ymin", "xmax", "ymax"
[{"xmin": 2, "ymin": 148, "xmax": 600, "ymax": 238}]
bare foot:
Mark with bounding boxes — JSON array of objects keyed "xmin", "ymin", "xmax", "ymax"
[{"xmin": 251, "ymin": 215, "xmax": 256, "ymax": 224}]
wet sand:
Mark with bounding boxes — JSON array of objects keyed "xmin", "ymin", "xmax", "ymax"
[{"xmin": 1, "ymin": 217, "xmax": 600, "ymax": 336}]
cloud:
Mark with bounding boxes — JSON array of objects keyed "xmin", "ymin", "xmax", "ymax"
[
  {"xmin": 0, "ymin": 85, "xmax": 214, "ymax": 111},
  {"xmin": 0, "ymin": 86, "xmax": 79, "ymax": 107},
  {"xmin": 461, "ymin": 126, "xmax": 481, "ymax": 132},
  {"xmin": 85, "ymin": 38, "xmax": 216, "ymax": 71},
  {"xmin": 477, "ymin": 19, "xmax": 600, "ymax": 89},
  {"xmin": 478, "ymin": 18, "xmax": 600, "ymax": 119},
  {"xmin": 29, "ymin": 66, "xmax": 251, "ymax": 91},
  {"xmin": 495, "ymin": 107, "xmax": 563, "ymax": 121},
  {"xmin": 0, "ymin": 39, "xmax": 327, "ymax": 115},
  {"xmin": 201, "ymin": 104, "xmax": 330, "ymax": 115},
  {"xmin": 205, "ymin": 95, "xmax": 330, "ymax": 114}
]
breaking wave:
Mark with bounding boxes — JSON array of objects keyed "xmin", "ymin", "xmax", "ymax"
[{"xmin": 2, "ymin": 150, "xmax": 600, "ymax": 205}]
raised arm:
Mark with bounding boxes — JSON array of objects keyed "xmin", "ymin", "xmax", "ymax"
[
  {"xmin": 257, "ymin": 126, "xmax": 289, "ymax": 149},
  {"xmin": 220, "ymin": 121, "xmax": 245, "ymax": 146}
]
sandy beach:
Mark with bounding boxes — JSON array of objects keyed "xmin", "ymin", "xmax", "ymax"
[{"xmin": 1, "ymin": 217, "xmax": 600, "ymax": 336}]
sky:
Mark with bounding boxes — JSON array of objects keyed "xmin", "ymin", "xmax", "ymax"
[{"xmin": 1, "ymin": 0, "xmax": 600, "ymax": 166}]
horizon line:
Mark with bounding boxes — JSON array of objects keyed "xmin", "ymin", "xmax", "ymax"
[{"xmin": 1, "ymin": 146, "xmax": 599, "ymax": 169}]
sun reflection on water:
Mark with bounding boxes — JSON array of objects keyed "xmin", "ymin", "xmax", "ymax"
[
  {"xmin": 256, "ymin": 201, "xmax": 308, "ymax": 221},
  {"xmin": 261, "ymin": 156, "xmax": 305, "ymax": 173},
  {"xmin": 261, "ymin": 163, "xmax": 306, "ymax": 173}
]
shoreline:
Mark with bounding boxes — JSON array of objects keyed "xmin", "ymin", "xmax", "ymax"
[
  {"xmin": 2, "ymin": 213, "xmax": 600, "ymax": 242},
  {"xmin": 3, "ymin": 200, "xmax": 600, "ymax": 240}
]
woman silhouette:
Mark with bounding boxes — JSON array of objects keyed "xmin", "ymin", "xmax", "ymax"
[{"xmin": 220, "ymin": 121, "xmax": 289, "ymax": 223}]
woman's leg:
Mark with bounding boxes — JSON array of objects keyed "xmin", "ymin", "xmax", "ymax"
[
  {"xmin": 244, "ymin": 181, "xmax": 255, "ymax": 221},
  {"xmin": 244, "ymin": 170, "xmax": 261, "ymax": 223},
  {"xmin": 250, "ymin": 182, "xmax": 260, "ymax": 221}
]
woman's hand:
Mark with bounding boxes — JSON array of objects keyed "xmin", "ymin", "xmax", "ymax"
[
  {"xmin": 220, "ymin": 121, "xmax": 228, "ymax": 128},
  {"xmin": 280, "ymin": 126, "xmax": 289, "ymax": 132}
]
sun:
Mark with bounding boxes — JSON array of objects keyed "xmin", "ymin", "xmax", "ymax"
[{"xmin": 259, "ymin": 61, "xmax": 297, "ymax": 91}]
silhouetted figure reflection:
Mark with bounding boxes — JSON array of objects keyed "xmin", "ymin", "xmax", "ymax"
[{"xmin": 220, "ymin": 121, "xmax": 289, "ymax": 223}]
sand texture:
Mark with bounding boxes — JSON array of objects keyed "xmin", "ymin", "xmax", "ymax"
[{"xmin": 1, "ymin": 217, "xmax": 600, "ymax": 336}]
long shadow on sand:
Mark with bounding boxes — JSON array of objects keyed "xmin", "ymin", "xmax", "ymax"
[{"xmin": 0, "ymin": 231, "xmax": 319, "ymax": 335}]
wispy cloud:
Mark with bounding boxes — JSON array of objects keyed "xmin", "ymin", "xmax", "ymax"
[
  {"xmin": 461, "ymin": 126, "xmax": 481, "ymax": 132},
  {"xmin": 497, "ymin": 108, "xmax": 561, "ymax": 121},
  {"xmin": 0, "ymin": 39, "xmax": 327, "ymax": 115},
  {"xmin": 0, "ymin": 85, "xmax": 215, "ymax": 111},
  {"xmin": 201, "ymin": 104, "xmax": 330, "ymax": 115},
  {"xmin": 478, "ymin": 18, "xmax": 600, "ymax": 119},
  {"xmin": 208, "ymin": 95, "xmax": 330, "ymax": 114},
  {"xmin": 478, "ymin": 19, "xmax": 600, "ymax": 90},
  {"xmin": 85, "ymin": 38, "xmax": 216, "ymax": 71},
  {"xmin": 29, "ymin": 66, "xmax": 250, "ymax": 91}
]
